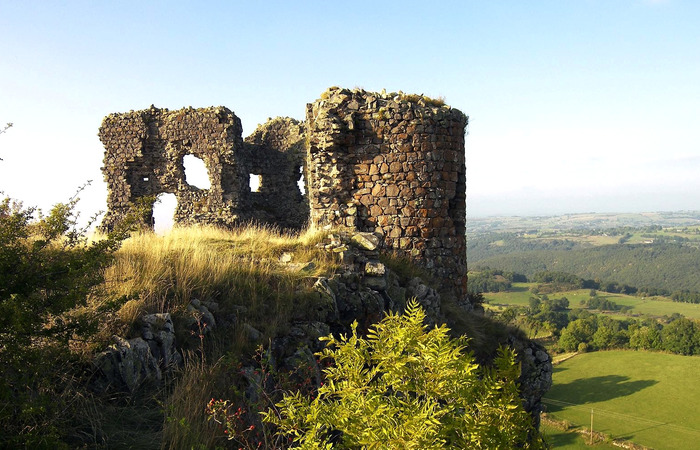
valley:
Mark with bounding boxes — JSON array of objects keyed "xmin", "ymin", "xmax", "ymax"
[{"xmin": 467, "ymin": 212, "xmax": 700, "ymax": 448}]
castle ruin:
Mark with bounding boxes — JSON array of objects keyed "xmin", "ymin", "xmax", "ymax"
[{"xmin": 99, "ymin": 87, "xmax": 468, "ymax": 296}]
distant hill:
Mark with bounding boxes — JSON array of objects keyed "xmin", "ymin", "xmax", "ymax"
[
  {"xmin": 467, "ymin": 211, "xmax": 700, "ymax": 234},
  {"xmin": 473, "ymin": 243, "xmax": 700, "ymax": 293}
]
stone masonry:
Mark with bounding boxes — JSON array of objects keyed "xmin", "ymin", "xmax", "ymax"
[
  {"xmin": 99, "ymin": 88, "xmax": 467, "ymax": 297},
  {"xmin": 306, "ymin": 88, "xmax": 467, "ymax": 296},
  {"xmin": 99, "ymin": 106, "xmax": 307, "ymax": 231}
]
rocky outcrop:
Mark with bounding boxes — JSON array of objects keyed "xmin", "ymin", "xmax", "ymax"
[
  {"xmin": 92, "ymin": 313, "xmax": 182, "ymax": 393},
  {"xmin": 91, "ymin": 230, "xmax": 551, "ymax": 428},
  {"xmin": 511, "ymin": 337, "xmax": 553, "ymax": 427}
]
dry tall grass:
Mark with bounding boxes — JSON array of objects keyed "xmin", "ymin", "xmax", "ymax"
[
  {"xmin": 86, "ymin": 225, "xmax": 341, "ymax": 447},
  {"xmin": 103, "ymin": 224, "xmax": 335, "ymax": 332}
]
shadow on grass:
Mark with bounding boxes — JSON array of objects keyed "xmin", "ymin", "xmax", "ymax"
[
  {"xmin": 547, "ymin": 375, "xmax": 657, "ymax": 409},
  {"xmin": 542, "ymin": 427, "xmax": 581, "ymax": 448},
  {"xmin": 510, "ymin": 284, "xmax": 530, "ymax": 293},
  {"xmin": 616, "ymin": 421, "xmax": 669, "ymax": 441}
]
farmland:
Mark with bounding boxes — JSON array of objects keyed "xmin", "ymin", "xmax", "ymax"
[
  {"xmin": 483, "ymin": 282, "xmax": 700, "ymax": 320},
  {"xmin": 545, "ymin": 351, "xmax": 700, "ymax": 449}
]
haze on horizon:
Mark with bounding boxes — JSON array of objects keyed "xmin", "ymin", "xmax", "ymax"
[{"xmin": 1, "ymin": 1, "xmax": 698, "ymax": 224}]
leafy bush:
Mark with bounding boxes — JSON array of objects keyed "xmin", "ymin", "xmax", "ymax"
[
  {"xmin": 0, "ymin": 190, "xmax": 130, "ymax": 446},
  {"xmin": 261, "ymin": 301, "xmax": 544, "ymax": 449},
  {"xmin": 661, "ymin": 317, "xmax": 700, "ymax": 355},
  {"xmin": 558, "ymin": 318, "xmax": 597, "ymax": 352}
]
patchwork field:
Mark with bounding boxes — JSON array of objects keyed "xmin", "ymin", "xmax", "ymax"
[
  {"xmin": 545, "ymin": 351, "xmax": 700, "ymax": 449},
  {"xmin": 483, "ymin": 283, "xmax": 700, "ymax": 320}
]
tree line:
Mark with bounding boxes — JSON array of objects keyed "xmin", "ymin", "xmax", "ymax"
[
  {"xmin": 498, "ymin": 294, "xmax": 700, "ymax": 356},
  {"xmin": 474, "ymin": 243, "xmax": 700, "ymax": 295},
  {"xmin": 471, "ymin": 267, "xmax": 700, "ymax": 304}
]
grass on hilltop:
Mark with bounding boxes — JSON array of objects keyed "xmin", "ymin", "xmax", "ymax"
[
  {"xmin": 82, "ymin": 224, "xmax": 344, "ymax": 448},
  {"xmin": 96, "ymin": 224, "xmax": 336, "ymax": 342}
]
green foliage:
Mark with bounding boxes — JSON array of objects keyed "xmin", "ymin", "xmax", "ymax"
[
  {"xmin": 467, "ymin": 268, "xmax": 526, "ymax": 294},
  {"xmin": 468, "ymin": 232, "xmax": 583, "ymax": 263},
  {"xmin": 592, "ymin": 325, "xmax": 627, "ymax": 350},
  {"xmin": 629, "ymin": 326, "xmax": 662, "ymax": 350},
  {"xmin": 671, "ymin": 289, "xmax": 700, "ymax": 304},
  {"xmin": 661, "ymin": 317, "xmax": 700, "ymax": 355},
  {"xmin": 558, "ymin": 318, "xmax": 597, "ymax": 352},
  {"xmin": 547, "ymin": 350, "xmax": 700, "ymax": 450},
  {"xmin": 0, "ymin": 189, "xmax": 131, "ymax": 446},
  {"xmin": 262, "ymin": 301, "xmax": 544, "ymax": 449},
  {"xmin": 532, "ymin": 271, "xmax": 581, "ymax": 287},
  {"xmin": 585, "ymin": 296, "xmax": 620, "ymax": 311}
]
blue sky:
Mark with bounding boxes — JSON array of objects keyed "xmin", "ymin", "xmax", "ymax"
[{"xmin": 1, "ymin": 0, "xmax": 698, "ymax": 221}]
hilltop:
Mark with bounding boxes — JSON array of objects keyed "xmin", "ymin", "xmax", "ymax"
[{"xmin": 0, "ymin": 220, "xmax": 551, "ymax": 448}]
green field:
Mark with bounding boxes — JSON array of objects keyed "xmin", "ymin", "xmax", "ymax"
[
  {"xmin": 545, "ymin": 351, "xmax": 700, "ymax": 449},
  {"xmin": 483, "ymin": 283, "xmax": 700, "ymax": 320},
  {"xmin": 541, "ymin": 423, "xmax": 617, "ymax": 449}
]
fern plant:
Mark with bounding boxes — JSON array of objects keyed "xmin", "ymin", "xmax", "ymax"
[{"xmin": 261, "ymin": 300, "xmax": 544, "ymax": 449}]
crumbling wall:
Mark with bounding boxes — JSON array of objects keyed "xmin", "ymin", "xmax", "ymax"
[
  {"xmin": 305, "ymin": 88, "xmax": 467, "ymax": 297},
  {"xmin": 99, "ymin": 88, "xmax": 467, "ymax": 297},
  {"xmin": 244, "ymin": 117, "xmax": 308, "ymax": 229},
  {"xmin": 99, "ymin": 107, "xmax": 307, "ymax": 231}
]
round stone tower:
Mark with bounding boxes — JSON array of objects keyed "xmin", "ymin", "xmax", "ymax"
[{"xmin": 305, "ymin": 88, "xmax": 468, "ymax": 297}]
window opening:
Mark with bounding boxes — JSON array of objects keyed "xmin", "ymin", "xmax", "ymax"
[
  {"xmin": 153, "ymin": 192, "xmax": 177, "ymax": 234},
  {"xmin": 183, "ymin": 154, "xmax": 211, "ymax": 189},
  {"xmin": 249, "ymin": 174, "xmax": 262, "ymax": 192},
  {"xmin": 297, "ymin": 165, "xmax": 306, "ymax": 195}
]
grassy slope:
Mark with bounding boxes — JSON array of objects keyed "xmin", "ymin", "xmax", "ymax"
[
  {"xmin": 92, "ymin": 225, "xmax": 339, "ymax": 448},
  {"xmin": 546, "ymin": 351, "xmax": 700, "ymax": 449},
  {"xmin": 483, "ymin": 283, "xmax": 700, "ymax": 319},
  {"xmin": 103, "ymin": 225, "xmax": 336, "ymax": 335}
]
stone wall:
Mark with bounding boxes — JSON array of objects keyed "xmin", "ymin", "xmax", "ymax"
[
  {"xmin": 99, "ymin": 87, "xmax": 467, "ymax": 297},
  {"xmin": 99, "ymin": 106, "xmax": 307, "ymax": 232},
  {"xmin": 305, "ymin": 88, "xmax": 468, "ymax": 297},
  {"xmin": 244, "ymin": 117, "xmax": 308, "ymax": 229}
]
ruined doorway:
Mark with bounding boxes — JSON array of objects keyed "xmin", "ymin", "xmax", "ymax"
[{"xmin": 153, "ymin": 193, "xmax": 177, "ymax": 234}]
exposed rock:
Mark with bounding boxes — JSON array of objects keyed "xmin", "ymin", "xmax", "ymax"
[
  {"xmin": 243, "ymin": 323, "xmax": 263, "ymax": 342},
  {"xmin": 98, "ymin": 109, "xmax": 307, "ymax": 232},
  {"xmin": 94, "ymin": 88, "xmax": 553, "ymax": 430},
  {"xmin": 351, "ymin": 232, "xmax": 381, "ymax": 251},
  {"xmin": 186, "ymin": 299, "xmax": 216, "ymax": 334},
  {"xmin": 287, "ymin": 261, "xmax": 316, "ymax": 272},
  {"xmin": 407, "ymin": 277, "xmax": 441, "ymax": 320},
  {"xmin": 140, "ymin": 313, "xmax": 182, "ymax": 369},
  {"xmin": 92, "ymin": 312, "xmax": 182, "ymax": 393},
  {"xmin": 307, "ymin": 88, "xmax": 468, "ymax": 299},
  {"xmin": 364, "ymin": 261, "xmax": 386, "ymax": 276},
  {"xmin": 510, "ymin": 337, "xmax": 554, "ymax": 428}
]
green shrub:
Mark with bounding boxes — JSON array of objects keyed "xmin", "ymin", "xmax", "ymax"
[
  {"xmin": 0, "ymin": 189, "xmax": 130, "ymax": 446},
  {"xmin": 260, "ymin": 300, "xmax": 544, "ymax": 449}
]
